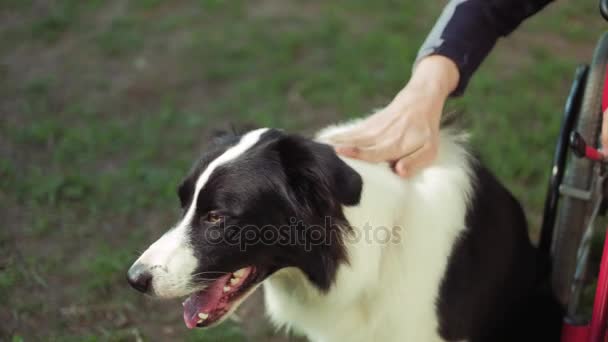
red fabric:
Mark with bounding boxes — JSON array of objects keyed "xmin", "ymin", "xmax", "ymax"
[
  {"xmin": 586, "ymin": 146, "xmax": 604, "ymax": 161},
  {"xmin": 561, "ymin": 323, "xmax": 589, "ymax": 342},
  {"xmin": 589, "ymin": 228, "xmax": 608, "ymax": 342},
  {"xmin": 602, "ymin": 65, "xmax": 608, "ymax": 113}
]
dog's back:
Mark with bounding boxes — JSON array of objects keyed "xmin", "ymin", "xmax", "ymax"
[{"xmin": 263, "ymin": 126, "xmax": 562, "ymax": 342}]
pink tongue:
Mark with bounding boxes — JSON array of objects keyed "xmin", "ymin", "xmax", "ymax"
[{"xmin": 182, "ymin": 274, "xmax": 231, "ymax": 329}]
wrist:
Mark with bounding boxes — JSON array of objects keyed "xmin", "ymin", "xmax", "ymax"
[{"xmin": 407, "ymin": 55, "xmax": 460, "ymax": 97}]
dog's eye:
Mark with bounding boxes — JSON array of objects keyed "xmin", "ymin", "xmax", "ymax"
[{"xmin": 205, "ymin": 211, "xmax": 222, "ymax": 224}]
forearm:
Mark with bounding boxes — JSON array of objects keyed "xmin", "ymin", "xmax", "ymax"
[
  {"xmin": 417, "ymin": 0, "xmax": 554, "ymax": 96},
  {"xmin": 408, "ymin": 55, "xmax": 459, "ymax": 98},
  {"xmin": 390, "ymin": 55, "xmax": 459, "ymax": 110}
]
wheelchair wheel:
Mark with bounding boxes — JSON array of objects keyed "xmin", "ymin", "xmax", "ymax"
[{"xmin": 551, "ymin": 32, "xmax": 608, "ymax": 309}]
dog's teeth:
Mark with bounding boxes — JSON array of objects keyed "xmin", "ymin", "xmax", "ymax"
[
  {"xmin": 198, "ymin": 312, "xmax": 209, "ymax": 320},
  {"xmin": 223, "ymin": 286, "xmax": 231, "ymax": 292},
  {"xmin": 233, "ymin": 268, "xmax": 246, "ymax": 277},
  {"xmin": 230, "ymin": 277, "xmax": 239, "ymax": 285},
  {"xmin": 197, "ymin": 318, "xmax": 203, "ymax": 324}
]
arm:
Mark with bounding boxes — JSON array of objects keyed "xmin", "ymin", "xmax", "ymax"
[
  {"xmin": 331, "ymin": 0, "xmax": 553, "ymax": 177},
  {"xmin": 417, "ymin": 0, "xmax": 553, "ymax": 95}
]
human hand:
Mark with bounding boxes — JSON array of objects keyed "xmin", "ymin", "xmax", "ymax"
[{"xmin": 328, "ymin": 56, "xmax": 460, "ymax": 177}]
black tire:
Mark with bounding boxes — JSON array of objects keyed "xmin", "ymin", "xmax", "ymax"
[{"xmin": 551, "ymin": 32, "xmax": 608, "ymax": 308}]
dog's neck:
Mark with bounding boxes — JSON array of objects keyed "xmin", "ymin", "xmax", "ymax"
[{"xmin": 263, "ymin": 129, "xmax": 474, "ymax": 341}]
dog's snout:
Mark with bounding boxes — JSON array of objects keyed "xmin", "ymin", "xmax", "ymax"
[{"xmin": 127, "ymin": 264, "xmax": 153, "ymax": 293}]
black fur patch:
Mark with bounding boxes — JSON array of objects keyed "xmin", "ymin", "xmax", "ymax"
[{"xmin": 436, "ymin": 159, "xmax": 563, "ymax": 342}]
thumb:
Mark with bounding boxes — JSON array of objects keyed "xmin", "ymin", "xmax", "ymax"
[{"xmin": 394, "ymin": 143, "xmax": 436, "ymax": 178}]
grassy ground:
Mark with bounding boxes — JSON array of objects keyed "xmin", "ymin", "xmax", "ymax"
[{"xmin": 0, "ymin": 0, "xmax": 604, "ymax": 340}]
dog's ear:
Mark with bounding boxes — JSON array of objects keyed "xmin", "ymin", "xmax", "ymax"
[{"xmin": 275, "ymin": 134, "xmax": 362, "ymax": 212}]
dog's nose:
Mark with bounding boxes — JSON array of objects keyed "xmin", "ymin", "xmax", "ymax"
[{"xmin": 127, "ymin": 264, "xmax": 153, "ymax": 293}]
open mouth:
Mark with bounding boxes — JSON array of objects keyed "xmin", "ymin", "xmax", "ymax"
[{"xmin": 182, "ymin": 266, "xmax": 259, "ymax": 329}]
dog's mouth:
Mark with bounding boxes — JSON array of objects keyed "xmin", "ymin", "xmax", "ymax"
[{"xmin": 182, "ymin": 266, "xmax": 260, "ymax": 329}]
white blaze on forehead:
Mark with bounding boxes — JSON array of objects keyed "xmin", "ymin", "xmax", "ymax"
[
  {"xmin": 131, "ymin": 128, "xmax": 269, "ymax": 298},
  {"xmin": 178, "ymin": 127, "xmax": 269, "ymax": 230}
]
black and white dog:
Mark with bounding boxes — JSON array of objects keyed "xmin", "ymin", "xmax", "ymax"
[{"xmin": 127, "ymin": 122, "xmax": 562, "ymax": 341}]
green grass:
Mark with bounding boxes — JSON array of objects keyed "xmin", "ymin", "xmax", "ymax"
[
  {"xmin": 187, "ymin": 322, "xmax": 246, "ymax": 342},
  {"xmin": 0, "ymin": 0, "xmax": 602, "ymax": 340},
  {"xmin": 97, "ymin": 17, "xmax": 144, "ymax": 56}
]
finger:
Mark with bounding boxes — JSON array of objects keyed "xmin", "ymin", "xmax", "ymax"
[
  {"xmin": 335, "ymin": 146, "xmax": 361, "ymax": 158},
  {"xmin": 394, "ymin": 143, "xmax": 437, "ymax": 178},
  {"xmin": 330, "ymin": 129, "xmax": 377, "ymax": 147},
  {"xmin": 602, "ymin": 108, "xmax": 608, "ymax": 153},
  {"xmin": 342, "ymin": 140, "xmax": 408, "ymax": 162}
]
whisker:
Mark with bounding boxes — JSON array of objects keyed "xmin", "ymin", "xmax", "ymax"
[
  {"xmin": 194, "ymin": 271, "xmax": 231, "ymax": 274},
  {"xmin": 191, "ymin": 277, "xmax": 226, "ymax": 281},
  {"xmin": 190, "ymin": 271, "xmax": 232, "ymax": 284},
  {"xmin": 191, "ymin": 271, "xmax": 231, "ymax": 277}
]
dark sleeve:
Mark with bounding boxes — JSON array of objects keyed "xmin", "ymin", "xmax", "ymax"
[{"xmin": 416, "ymin": 0, "xmax": 554, "ymax": 96}]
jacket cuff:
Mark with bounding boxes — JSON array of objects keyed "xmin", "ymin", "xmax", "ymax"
[{"xmin": 415, "ymin": 38, "xmax": 496, "ymax": 97}]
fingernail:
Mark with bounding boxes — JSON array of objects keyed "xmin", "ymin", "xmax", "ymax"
[{"xmin": 336, "ymin": 147, "xmax": 357, "ymax": 156}]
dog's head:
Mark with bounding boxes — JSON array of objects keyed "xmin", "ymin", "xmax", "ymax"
[{"xmin": 127, "ymin": 128, "xmax": 362, "ymax": 328}]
